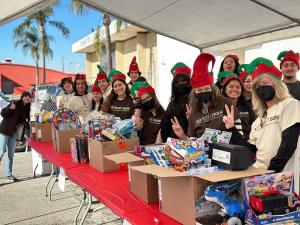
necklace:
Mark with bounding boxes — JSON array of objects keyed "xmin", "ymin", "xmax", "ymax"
[{"xmin": 202, "ymin": 106, "xmax": 209, "ymax": 123}]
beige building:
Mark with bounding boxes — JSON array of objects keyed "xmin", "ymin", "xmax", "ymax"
[
  {"xmin": 72, "ymin": 21, "xmax": 200, "ymax": 108},
  {"xmin": 72, "ymin": 21, "xmax": 157, "ymax": 85}
]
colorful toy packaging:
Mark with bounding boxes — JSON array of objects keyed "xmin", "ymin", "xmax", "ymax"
[
  {"xmin": 138, "ymin": 128, "xmax": 232, "ymax": 173},
  {"xmin": 148, "ymin": 145, "xmax": 170, "ymax": 167},
  {"xmin": 243, "ymin": 171, "xmax": 300, "ymax": 225},
  {"xmin": 39, "ymin": 110, "xmax": 53, "ymax": 123},
  {"xmin": 192, "ymin": 128, "xmax": 232, "ymax": 154},
  {"xmin": 112, "ymin": 119, "xmax": 134, "ymax": 135},
  {"xmin": 52, "ymin": 108, "xmax": 79, "ymax": 131}
]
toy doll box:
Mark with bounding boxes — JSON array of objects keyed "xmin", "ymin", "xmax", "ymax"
[
  {"xmin": 130, "ymin": 164, "xmax": 271, "ymax": 225},
  {"xmin": 88, "ymin": 138, "xmax": 141, "ymax": 173},
  {"xmin": 243, "ymin": 171, "xmax": 300, "ymax": 225}
]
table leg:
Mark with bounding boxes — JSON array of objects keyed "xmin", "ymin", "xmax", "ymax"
[
  {"xmin": 74, "ymin": 190, "xmax": 87, "ymax": 225},
  {"xmin": 33, "ymin": 164, "xmax": 38, "ymax": 179},
  {"xmin": 79, "ymin": 193, "xmax": 92, "ymax": 225},
  {"xmin": 45, "ymin": 164, "xmax": 54, "ymax": 196},
  {"xmin": 49, "ymin": 166, "xmax": 59, "ymax": 202}
]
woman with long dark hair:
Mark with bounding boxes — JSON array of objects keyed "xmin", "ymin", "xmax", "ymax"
[
  {"xmin": 239, "ymin": 64, "xmax": 253, "ymax": 101},
  {"xmin": 160, "ymin": 62, "xmax": 191, "ymax": 142},
  {"xmin": 133, "ymin": 84, "xmax": 165, "ymax": 145},
  {"xmin": 102, "ymin": 70, "xmax": 134, "ymax": 120},
  {"xmin": 0, "ymin": 91, "xmax": 31, "ymax": 182},
  {"xmin": 220, "ymin": 71, "xmax": 256, "ymax": 140},
  {"xmin": 67, "ymin": 74, "xmax": 92, "ymax": 119},
  {"xmin": 91, "ymin": 86, "xmax": 103, "ymax": 111},
  {"xmin": 216, "ymin": 54, "xmax": 240, "ymax": 89}
]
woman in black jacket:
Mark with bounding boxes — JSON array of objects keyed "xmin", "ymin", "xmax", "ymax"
[
  {"xmin": 160, "ymin": 62, "xmax": 192, "ymax": 142},
  {"xmin": 0, "ymin": 91, "xmax": 31, "ymax": 182}
]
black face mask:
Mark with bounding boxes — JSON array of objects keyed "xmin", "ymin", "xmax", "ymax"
[
  {"xmin": 174, "ymin": 82, "xmax": 190, "ymax": 95},
  {"xmin": 257, "ymin": 85, "xmax": 275, "ymax": 102},
  {"xmin": 141, "ymin": 97, "xmax": 155, "ymax": 110},
  {"xmin": 196, "ymin": 92, "xmax": 213, "ymax": 103}
]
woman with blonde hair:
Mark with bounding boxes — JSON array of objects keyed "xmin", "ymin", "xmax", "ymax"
[{"xmin": 224, "ymin": 62, "xmax": 300, "ymax": 173}]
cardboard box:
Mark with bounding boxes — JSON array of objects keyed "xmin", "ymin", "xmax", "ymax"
[
  {"xmin": 30, "ymin": 121, "xmax": 37, "ymax": 140},
  {"xmin": 129, "ymin": 166, "xmax": 158, "ymax": 203},
  {"xmin": 35, "ymin": 123, "xmax": 52, "ymax": 142},
  {"xmin": 88, "ymin": 138, "xmax": 141, "ymax": 173},
  {"xmin": 52, "ymin": 128, "xmax": 80, "ymax": 152},
  {"xmin": 130, "ymin": 164, "xmax": 271, "ymax": 225}
]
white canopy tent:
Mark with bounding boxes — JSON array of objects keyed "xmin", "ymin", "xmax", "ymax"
[
  {"xmin": 0, "ymin": 0, "xmax": 53, "ymax": 26},
  {"xmin": 76, "ymin": 0, "xmax": 300, "ymax": 53},
  {"xmin": 1, "ymin": 0, "xmax": 300, "ymax": 53}
]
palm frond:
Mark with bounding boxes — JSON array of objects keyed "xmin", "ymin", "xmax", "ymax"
[
  {"xmin": 116, "ymin": 19, "xmax": 122, "ymax": 33},
  {"xmin": 48, "ymin": 20, "xmax": 70, "ymax": 37},
  {"xmin": 71, "ymin": 0, "xmax": 88, "ymax": 16},
  {"xmin": 94, "ymin": 26, "xmax": 104, "ymax": 59}
]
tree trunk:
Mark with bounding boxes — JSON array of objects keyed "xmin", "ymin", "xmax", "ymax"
[
  {"xmin": 39, "ymin": 22, "xmax": 46, "ymax": 84},
  {"xmin": 35, "ymin": 59, "xmax": 40, "ymax": 98},
  {"xmin": 103, "ymin": 14, "xmax": 112, "ymax": 72}
]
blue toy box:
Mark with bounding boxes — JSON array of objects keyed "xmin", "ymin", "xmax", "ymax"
[{"xmin": 243, "ymin": 171, "xmax": 300, "ymax": 224}]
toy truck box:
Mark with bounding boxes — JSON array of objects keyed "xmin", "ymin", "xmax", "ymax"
[{"xmin": 243, "ymin": 171, "xmax": 300, "ymax": 225}]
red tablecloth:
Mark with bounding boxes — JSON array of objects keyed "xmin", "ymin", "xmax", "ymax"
[{"xmin": 29, "ymin": 141, "xmax": 181, "ymax": 225}]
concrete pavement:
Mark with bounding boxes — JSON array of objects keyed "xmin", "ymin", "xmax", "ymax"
[{"xmin": 0, "ymin": 150, "xmax": 122, "ymax": 225}]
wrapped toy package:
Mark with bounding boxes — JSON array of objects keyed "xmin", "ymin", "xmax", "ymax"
[{"xmin": 51, "ymin": 108, "xmax": 80, "ymax": 152}]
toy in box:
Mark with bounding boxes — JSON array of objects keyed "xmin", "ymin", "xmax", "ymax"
[
  {"xmin": 243, "ymin": 171, "xmax": 300, "ymax": 225},
  {"xmin": 52, "ymin": 108, "xmax": 79, "ymax": 130},
  {"xmin": 192, "ymin": 128, "xmax": 232, "ymax": 154},
  {"xmin": 195, "ymin": 181, "xmax": 244, "ymax": 225},
  {"xmin": 148, "ymin": 145, "xmax": 170, "ymax": 168}
]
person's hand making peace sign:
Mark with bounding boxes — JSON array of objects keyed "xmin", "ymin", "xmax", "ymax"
[
  {"xmin": 223, "ymin": 104, "xmax": 235, "ymax": 129},
  {"xmin": 171, "ymin": 116, "xmax": 187, "ymax": 140}
]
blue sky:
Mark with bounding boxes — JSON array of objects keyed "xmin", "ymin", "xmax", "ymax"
[{"xmin": 0, "ymin": 0, "xmax": 103, "ymax": 73}]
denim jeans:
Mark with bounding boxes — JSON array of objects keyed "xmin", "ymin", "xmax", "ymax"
[{"xmin": 0, "ymin": 132, "xmax": 17, "ymax": 176}]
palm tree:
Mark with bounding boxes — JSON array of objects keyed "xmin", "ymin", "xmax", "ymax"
[
  {"xmin": 14, "ymin": 6, "xmax": 70, "ymax": 83},
  {"xmin": 103, "ymin": 14, "xmax": 112, "ymax": 71},
  {"xmin": 94, "ymin": 25, "xmax": 104, "ymax": 61},
  {"xmin": 14, "ymin": 27, "xmax": 41, "ymax": 93},
  {"xmin": 71, "ymin": 0, "xmax": 122, "ymax": 72}
]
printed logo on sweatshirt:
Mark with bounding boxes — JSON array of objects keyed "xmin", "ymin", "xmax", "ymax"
[
  {"xmin": 111, "ymin": 106, "xmax": 131, "ymax": 112},
  {"xmin": 265, "ymin": 115, "xmax": 280, "ymax": 124},
  {"xmin": 240, "ymin": 111, "xmax": 249, "ymax": 117},
  {"xmin": 149, "ymin": 117, "xmax": 161, "ymax": 125},
  {"xmin": 195, "ymin": 110, "xmax": 223, "ymax": 125}
]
